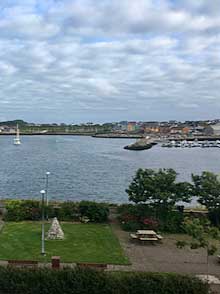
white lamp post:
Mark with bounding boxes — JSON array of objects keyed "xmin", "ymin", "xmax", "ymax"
[
  {"xmin": 45, "ymin": 172, "xmax": 50, "ymax": 206},
  {"xmin": 40, "ymin": 189, "xmax": 46, "ymax": 256},
  {"xmin": 45, "ymin": 172, "xmax": 50, "ymax": 220}
]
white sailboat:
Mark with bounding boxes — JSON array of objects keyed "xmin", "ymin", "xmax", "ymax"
[{"xmin": 14, "ymin": 124, "xmax": 21, "ymax": 145}]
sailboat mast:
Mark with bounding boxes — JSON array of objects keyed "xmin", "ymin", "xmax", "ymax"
[
  {"xmin": 16, "ymin": 124, "xmax": 19, "ymax": 139},
  {"xmin": 14, "ymin": 124, "xmax": 21, "ymax": 145}
]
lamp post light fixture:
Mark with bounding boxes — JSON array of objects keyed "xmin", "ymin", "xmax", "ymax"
[{"xmin": 40, "ymin": 189, "xmax": 46, "ymax": 256}]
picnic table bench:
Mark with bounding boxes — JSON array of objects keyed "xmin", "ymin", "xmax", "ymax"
[
  {"xmin": 8, "ymin": 260, "xmax": 38, "ymax": 268},
  {"xmin": 139, "ymin": 237, "xmax": 158, "ymax": 241}
]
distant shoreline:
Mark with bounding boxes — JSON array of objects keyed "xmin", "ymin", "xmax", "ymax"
[
  {"xmin": 0, "ymin": 132, "xmax": 141, "ymax": 138},
  {"xmin": 1, "ymin": 132, "xmax": 220, "ymax": 141},
  {"xmin": 0, "ymin": 132, "xmax": 95, "ymax": 136}
]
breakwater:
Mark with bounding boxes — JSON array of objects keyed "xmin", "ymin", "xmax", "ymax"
[
  {"xmin": 92, "ymin": 133, "xmax": 143, "ymax": 139},
  {"xmin": 124, "ymin": 138, "xmax": 157, "ymax": 150}
]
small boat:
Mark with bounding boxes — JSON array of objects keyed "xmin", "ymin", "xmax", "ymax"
[
  {"xmin": 201, "ymin": 141, "xmax": 210, "ymax": 148},
  {"xmin": 181, "ymin": 140, "xmax": 189, "ymax": 148},
  {"xmin": 175, "ymin": 142, "xmax": 182, "ymax": 147},
  {"xmin": 14, "ymin": 124, "xmax": 21, "ymax": 145},
  {"xmin": 191, "ymin": 140, "xmax": 201, "ymax": 147}
]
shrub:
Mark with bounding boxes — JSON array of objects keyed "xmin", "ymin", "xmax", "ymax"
[
  {"xmin": 118, "ymin": 204, "xmax": 184, "ymax": 233},
  {"xmin": 156, "ymin": 209, "xmax": 184, "ymax": 233},
  {"xmin": 208, "ymin": 209, "xmax": 220, "ymax": 227},
  {"xmin": 4, "ymin": 200, "xmax": 109, "ymax": 223},
  {"xmin": 55, "ymin": 202, "xmax": 79, "ymax": 221},
  {"xmin": 142, "ymin": 218, "xmax": 159, "ymax": 230},
  {"xmin": 4, "ymin": 200, "xmax": 41, "ymax": 221},
  {"xmin": 121, "ymin": 220, "xmax": 140, "ymax": 231},
  {"xmin": 0, "ymin": 267, "xmax": 209, "ymax": 294},
  {"xmin": 79, "ymin": 201, "xmax": 109, "ymax": 222}
]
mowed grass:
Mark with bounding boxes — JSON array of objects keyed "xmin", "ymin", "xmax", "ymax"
[{"xmin": 0, "ymin": 222, "xmax": 129, "ymax": 264}]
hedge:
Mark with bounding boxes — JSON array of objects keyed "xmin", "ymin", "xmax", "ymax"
[
  {"xmin": 0, "ymin": 267, "xmax": 209, "ymax": 294},
  {"xmin": 3, "ymin": 200, "xmax": 109, "ymax": 223},
  {"xmin": 79, "ymin": 201, "xmax": 109, "ymax": 222}
]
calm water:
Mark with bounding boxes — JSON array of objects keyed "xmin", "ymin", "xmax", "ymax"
[{"xmin": 0, "ymin": 135, "xmax": 219, "ymax": 203}]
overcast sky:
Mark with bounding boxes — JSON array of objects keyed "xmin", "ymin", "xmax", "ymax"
[{"xmin": 0, "ymin": 0, "xmax": 220, "ymax": 123}]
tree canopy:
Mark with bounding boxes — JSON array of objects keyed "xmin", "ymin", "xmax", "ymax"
[
  {"xmin": 126, "ymin": 168, "xmax": 192, "ymax": 207},
  {"xmin": 192, "ymin": 171, "xmax": 220, "ymax": 211}
]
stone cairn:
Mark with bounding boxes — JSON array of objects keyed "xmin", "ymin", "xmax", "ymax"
[{"xmin": 46, "ymin": 217, "xmax": 64, "ymax": 240}]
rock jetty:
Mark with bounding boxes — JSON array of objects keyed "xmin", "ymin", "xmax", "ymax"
[
  {"xmin": 92, "ymin": 133, "xmax": 143, "ymax": 139},
  {"xmin": 124, "ymin": 138, "xmax": 157, "ymax": 151}
]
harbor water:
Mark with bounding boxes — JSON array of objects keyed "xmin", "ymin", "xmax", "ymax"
[{"xmin": 0, "ymin": 135, "xmax": 220, "ymax": 204}]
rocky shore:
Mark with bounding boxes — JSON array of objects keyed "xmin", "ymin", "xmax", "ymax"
[{"xmin": 124, "ymin": 138, "xmax": 157, "ymax": 150}]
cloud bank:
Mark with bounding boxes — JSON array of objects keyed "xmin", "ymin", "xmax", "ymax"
[{"xmin": 0, "ymin": 0, "xmax": 220, "ymax": 122}]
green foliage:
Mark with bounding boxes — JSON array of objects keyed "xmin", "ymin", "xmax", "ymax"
[
  {"xmin": 192, "ymin": 171, "xmax": 220, "ymax": 225},
  {"xmin": 179, "ymin": 217, "xmax": 220, "ymax": 255},
  {"xmin": 207, "ymin": 244, "xmax": 217, "ymax": 256},
  {"xmin": 4, "ymin": 200, "xmax": 41, "ymax": 221},
  {"xmin": 4, "ymin": 200, "xmax": 109, "ymax": 223},
  {"xmin": 192, "ymin": 171, "xmax": 220, "ymax": 210},
  {"xmin": 53, "ymin": 202, "xmax": 79, "ymax": 221},
  {"xmin": 176, "ymin": 240, "xmax": 187, "ymax": 249},
  {"xmin": 79, "ymin": 201, "xmax": 109, "ymax": 222},
  {"xmin": 208, "ymin": 209, "xmax": 220, "ymax": 226},
  {"xmin": 121, "ymin": 220, "xmax": 140, "ymax": 232},
  {"xmin": 118, "ymin": 204, "xmax": 184, "ymax": 233},
  {"xmin": 184, "ymin": 218, "xmax": 206, "ymax": 240},
  {"xmin": 0, "ymin": 267, "xmax": 209, "ymax": 294},
  {"xmin": 126, "ymin": 168, "xmax": 192, "ymax": 206}
]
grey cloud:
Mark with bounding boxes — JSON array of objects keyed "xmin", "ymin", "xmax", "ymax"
[{"xmin": 0, "ymin": 0, "xmax": 220, "ymax": 122}]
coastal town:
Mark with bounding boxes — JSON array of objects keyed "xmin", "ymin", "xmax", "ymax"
[{"xmin": 1, "ymin": 119, "xmax": 220, "ymax": 138}]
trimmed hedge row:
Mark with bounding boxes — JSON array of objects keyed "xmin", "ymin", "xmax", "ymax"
[
  {"xmin": 3, "ymin": 200, "xmax": 109, "ymax": 223},
  {"xmin": 0, "ymin": 267, "xmax": 208, "ymax": 294}
]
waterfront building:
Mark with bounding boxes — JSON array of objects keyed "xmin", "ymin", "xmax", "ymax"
[
  {"xmin": 142, "ymin": 122, "xmax": 160, "ymax": 134},
  {"xmin": 127, "ymin": 122, "xmax": 137, "ymax": 132},
  {"xmin": 204, "ymin": 123, "xmax": 220, "ymax": 136}
]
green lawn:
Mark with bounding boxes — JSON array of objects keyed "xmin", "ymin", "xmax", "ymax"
[{"xmin": 0, "ymin": 222, "xmax": 129, "ymax": 264}]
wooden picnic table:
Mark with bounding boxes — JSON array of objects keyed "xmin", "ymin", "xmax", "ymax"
[
  {"xmin": 136, "ymin": 230, "xmax": 157, "ymax": 235},
  {"xmin": 130, "ymin": 230, "xmax": 163, "ymax": 243}
]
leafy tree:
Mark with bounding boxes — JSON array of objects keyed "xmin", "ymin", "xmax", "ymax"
[
  {"xmin": 176, "ymin": 217, "xmax": 220, "ymax": 282},
  {"xmin": 192, "ymin": 171, "xmax": 220, "ymax": 225},
  {"xmin": 126, "ymin": 168, "xmax": 192, "ymax": 208}
]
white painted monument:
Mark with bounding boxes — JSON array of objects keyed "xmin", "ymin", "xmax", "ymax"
[{"xmin": 46, "ymin": 217, "xmax": 64, "ymax": 240}]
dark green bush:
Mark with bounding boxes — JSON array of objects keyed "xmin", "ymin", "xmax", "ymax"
[
  {"xmin": 4, "ymin": 200, "xmax": 41, "ymax": 221},
  {"xmin": 0, "ymin": 267, "xmax": 208, "ymax": 294},
  {"xmin": 4, "ymin": 200, "xmax": 109, "ymax": 223},
  {"xmin": 118, "ymin": 204, "xmax": 184, "ymax": 233},
  {"xmin": 79, "ymin": 201, "xmax": 109, "ymax": 222},
  {"xmin": 55, "ymin": 202, "xmax": 79, "ymax": 221},
  {"xmin": 208, "ymin": 209, "xmax": 220, "ymax": 227},
  {"xmin": 121, "ymin": 220, "xmax": 140, "ymax": 231}
]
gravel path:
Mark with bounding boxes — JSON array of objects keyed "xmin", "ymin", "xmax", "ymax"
[
  {"xmin": 111, "ymin": 222, "xmax": 220, "ymax": 276},
  {"xmin": 109, "ymin": 217, "xmax": 220, "ymax": 293}
]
